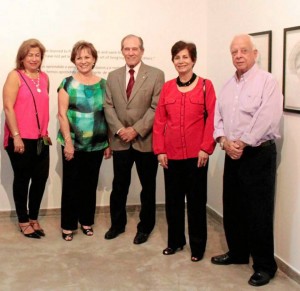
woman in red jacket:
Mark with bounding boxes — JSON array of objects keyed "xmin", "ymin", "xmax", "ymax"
[{"xmin": 153, "ymin": 41, "xmax": 216, "ymax": 262}]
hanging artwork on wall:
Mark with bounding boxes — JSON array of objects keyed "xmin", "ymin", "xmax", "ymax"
[
  {"xmin": 249, "ymin": 30, "xmax": 272, "ymax": 72},
  {"xmin": 283, "ymin": 26, "xmax": 300, "ymax": 113}
]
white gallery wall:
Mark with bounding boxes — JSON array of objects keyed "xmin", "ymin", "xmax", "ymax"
[
  {"xmin": 0, "ymin": 2, "xmax": 208, "ymax": 209},
  {"xmin": 0, "ymin": 0, "xmax": 299, "ymax": 277}
]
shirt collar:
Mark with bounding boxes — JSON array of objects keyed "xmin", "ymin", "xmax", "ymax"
[
  {"xmin": 234, "ymin": 63, "xmax": 258, "ymax": 82},
  {"xmin": 126, "ymin": 62, "xmax": 142, "ymax": 74}
]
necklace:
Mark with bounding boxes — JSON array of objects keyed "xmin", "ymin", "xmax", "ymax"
[
  {"xmin": 176, "ymin": 73, "xmax": 197, "ymax": 87},
  {"xmin": 77, "ymin": 72, "xmax": 94, "ymax": 85},
  {"xmin": 24, "ymin": 70, "xmax": 41, "ymax": 93}
]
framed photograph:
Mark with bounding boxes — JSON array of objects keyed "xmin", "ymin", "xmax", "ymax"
[
  {"xmin": 283, "ymin": 26, "xmax": 300, "ymax": 113},
  {"xmin": 249, "ymin": 30, "xmax": 272, "ymax": 72}
]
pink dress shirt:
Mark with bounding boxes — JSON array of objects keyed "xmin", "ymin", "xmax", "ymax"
[{"xmin": 214, "ymin": 64, "xmax": 283, "ymax": 146}]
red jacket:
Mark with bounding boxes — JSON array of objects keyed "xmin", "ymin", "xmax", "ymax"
[{"xmin": 153, "ymin": 77, "xmax": 216, "ymax": 159}]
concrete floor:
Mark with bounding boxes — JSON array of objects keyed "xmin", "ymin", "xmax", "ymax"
[{"xmin": 0, "ymin": 210, "xmax": 299, "ymax": 291}]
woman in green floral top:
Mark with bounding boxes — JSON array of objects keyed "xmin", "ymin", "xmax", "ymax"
[{"xmin": 57, "ymin": 41, "xmax": 111, "ymax": 241}]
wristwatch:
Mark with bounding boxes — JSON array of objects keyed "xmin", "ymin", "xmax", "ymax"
[
  {"xmin": 220, "ymin": 137, "xmax": 225, "ymax": 150},
  {"xmin": 220, "ymin": 141, "xmax": 224, "ymax": 150}
]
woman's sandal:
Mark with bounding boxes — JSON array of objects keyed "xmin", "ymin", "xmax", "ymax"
[
  {"xmin": 62, "ymin": 230, "xmax": 73, "ymax": 241},
  {"xmin": 162, "ymin": 246, "xmax": 184, "ymax": 255},
  {"xmin": 19, "ymin": 223, "xmax": 40, "ymax": 239},
  {"xmin": 30, "ymin": 220, "xmax": 45, "ymax": 237},
  {"xmin": 81, "ymin": 225, "xmax": 93, "ymax": 236},
  {"xmin": 191, "ymin": 255, "xmax": 203, "ymax": 262}
]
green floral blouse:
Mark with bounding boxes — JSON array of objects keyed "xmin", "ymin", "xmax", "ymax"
[{"xmin": 57, "ymin": 76, "xmax": 108, "ymax": 152}]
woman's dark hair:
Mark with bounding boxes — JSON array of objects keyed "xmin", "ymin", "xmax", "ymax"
[
  {"xmin": 171, "ymin": 41, "xmax": 197, "ymax": 62},
  {"xmin": 70, "ymin": 41, "xmax": 98, "ymax": 69}
]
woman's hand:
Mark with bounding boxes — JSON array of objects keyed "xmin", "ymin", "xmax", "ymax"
[
  {"xmin": 158, "ymin": 154, "xmax": 168, "ymax": 169},
  {"xmin": 13, "ymin": 136, "xmax": 25, "ymax": 154},
  {"xmin": 104, "ymin": 147, "xmax": 112, "ymax": 159},
  {"xmin": 197, "ymin": 150, "xmax": 208, "ymax": 167},
  {"xmin": 64, "ymin": 141, "xmax": 74, "ymax": 161}
]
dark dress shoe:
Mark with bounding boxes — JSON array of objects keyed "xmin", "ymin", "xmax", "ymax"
[
  {"xmin": 248, "ymin": 271, "xmax": 272, "ymax": 286},
  {"xmin": 211, "ymin": 252, "xmax": 248, "ymax": 265},
  {"xmin": 162, "ymin": 246, "xmax": 184, "ymax": 255},
  {"xmin": 133, "ymin": 232, "xmax": 149, "ymax": 244},
  {"xmin": 104, "ymin": 228, "xmax": 125, "ymax": 240}
]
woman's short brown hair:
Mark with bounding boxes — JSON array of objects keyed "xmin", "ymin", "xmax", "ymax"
[
  {"xmin": 171, "ymin": 41, "xmax": 197, "ymax": 62},
  {"xmin": 70, "ymin": 41, "xmax": 98, "ymax": 69},
  {"xmin": 16, "ymin": 39, "xmax": 46, "ymax": 70}
]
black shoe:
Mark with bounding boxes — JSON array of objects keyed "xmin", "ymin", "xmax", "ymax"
[
  {"xmin": 133, "ymin": 232, "xmax": 149, "ymax": 244},
  {"xmin": 81, "ymin": 225, "xmax": 94, "ymax": 236},
  {"xmin": 62, "ymin": 231, "xmax": 74, "ymax": 241},
  {"xmin": 248, "ymin": 271, "xmax": 272, "ymax": 287},
  {"xmin": 30, "ymin": 220, "xmax": 45, "ymax": 237},
  {"xmin": 162, "ymin": 246, "xmax": 184, "ymax": 255},
  {"xmin": 211, "ymin": 252, "xmax": 248, "ymax": 265},
  {"xmin": 19, "ymin": 223, "xmax": 40, "ymax": 239},
  {"xmin": 104, "ymin": 228, "xmax": 125, "ymax": 240}
]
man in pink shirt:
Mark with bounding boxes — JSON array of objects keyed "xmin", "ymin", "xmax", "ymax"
[{"xmin": 211, "ymin": 34, "xmax": 283, "ymax": 287}]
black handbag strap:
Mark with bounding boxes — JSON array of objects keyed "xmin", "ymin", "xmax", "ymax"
[
  {"xmin": 17, "ymin": 70, "xmax": 41, "ymax": 136},
  {"xmin": 203, "ymin": 78, "xmax": 206, "ymax": 102},
  {"xmin": 203, "ymin": 79, "xmax": 207, "ymax": 121}
]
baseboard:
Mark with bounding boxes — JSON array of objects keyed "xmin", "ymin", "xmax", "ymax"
[
  {"xmin": 206, "ymin": 206, "xmax": 300, "ymax": 285},
  {"xmin": 1, "ymin": 204, "xmax": 299, "ymax": 284},
  {"xmin": 0, "ymin": 203, "xmax": 166, "ymax": 218}
]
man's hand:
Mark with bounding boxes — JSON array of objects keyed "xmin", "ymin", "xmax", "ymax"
[
  {"xmin": 118, "ymin": 127, "xmax": 138, "ymax": 142},
  {"xmin": 224, "ymin": 140, "xmax": 243, "ymax": 160}
]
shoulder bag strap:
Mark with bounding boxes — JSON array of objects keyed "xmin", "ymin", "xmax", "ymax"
[
  {"xmin": 202, "ymin": 79, "xmax": 207, "ymax": 123},
  {"xmin": 17, "ymin": 70, "xmax": 41, "ymax": 136}
]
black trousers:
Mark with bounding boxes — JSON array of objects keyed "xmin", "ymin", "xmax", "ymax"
[
  {"xmin": 223, "ymin": 143, "xmax": 278, "ymax": 276},
  {"xmin": 109, "ymin": 147, "xmax": 158, "ymax": 234},
  {"xmin": 6, "ymin": 138, "xmax": 49, "ymax": 223},
  {"xmin": 61, "ymin": 147, "xmax": 104, "ymax": 230},
  {"xmin": 164, "ymin": 158, "xmax": 208, "ymax": 257}
]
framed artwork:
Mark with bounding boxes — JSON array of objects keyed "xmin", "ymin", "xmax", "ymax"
[
  {"xmin": 249, "ymin": 30, "xmax": 272, "ymax": 72},
  {"xmin": 283, "ymin": 26, "xmax": 300, "ymax": 113}
]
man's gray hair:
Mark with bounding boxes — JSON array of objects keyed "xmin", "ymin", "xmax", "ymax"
[
  {"xmin": 230, "ymin": 34, "xmax": 257, "ymax": 50},
  {"xmin": 121, "ymin": 34, "xmax": 144, "ymax": 50}
]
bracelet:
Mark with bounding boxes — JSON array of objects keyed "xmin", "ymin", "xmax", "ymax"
[
  {"xmin": 64, "ymin": 135, "xmax": 71, "ymax": 142},
  {"xmin": 12, "ymin": 132, "xmax": 20, "ymax": 138}
]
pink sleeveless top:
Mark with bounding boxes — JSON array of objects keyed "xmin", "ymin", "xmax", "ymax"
[{"xmin": 3, "ymin": 70, "xmax": 50, "ymax": 147}]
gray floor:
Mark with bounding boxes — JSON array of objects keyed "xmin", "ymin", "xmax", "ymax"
[{"xmin": 0, "ymin": 210, "xmax": 299, "ymax": 291}]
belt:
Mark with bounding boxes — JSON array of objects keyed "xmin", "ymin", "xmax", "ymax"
[{"xmin": 259, "ymin": 140, "xmax": 275, "ymax": 147}]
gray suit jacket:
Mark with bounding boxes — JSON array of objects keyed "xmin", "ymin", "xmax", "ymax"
[{"xmin": 104, "ymin": 62, "xmax": 165, "ymax": 152}]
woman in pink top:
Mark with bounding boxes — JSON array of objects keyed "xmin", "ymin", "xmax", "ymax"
[{"xmin": 3, "ymin": 39, "xmax": 50, "ymax": 239}]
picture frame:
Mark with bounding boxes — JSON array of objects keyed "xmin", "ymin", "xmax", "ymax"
[
  {"xmin": 283, "ymin": 26, "xmax": 300, "ymax": 113},
  {"xmin": 249, "ymin": 30, "xmax": 272, "ymax": 72}
]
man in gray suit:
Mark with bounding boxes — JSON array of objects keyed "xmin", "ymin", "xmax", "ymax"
[{"xmin": 104, "ymin": 34, "xmax": 165, "ymax": 244}]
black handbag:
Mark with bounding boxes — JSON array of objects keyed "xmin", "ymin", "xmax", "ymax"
[{"xmin": 36, "ymin": 137, "xmax": 44, "ymax": 155}]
